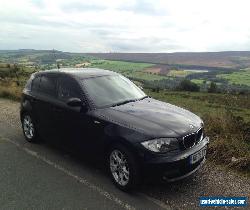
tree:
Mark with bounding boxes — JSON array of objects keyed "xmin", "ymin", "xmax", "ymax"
[
  {"xmin": 177, "ymin": 79, "xmax": 200, "ymax": 92},
  {"xmin": 12, "ymin": 63, "xmax": 20, "ymax": 86},
  {"xmin": 208, "ymin": 82, "xmax": 218, "ymax": 93}
]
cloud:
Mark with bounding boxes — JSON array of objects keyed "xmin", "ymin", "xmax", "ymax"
[
  {"xmin": 120, "ymin": 0, "xmax": 168, "ymax": 16},
  {"xmin": 61, "ymin": 2, "xmax": 107, "ymax": 12},
  {"xmin": 31, "ymin": 0, "xmax": 45, "ymax": 8},
  {"xmin": 107, "ymin": 39, "xmax": 182, "ymax": 52},
  {"xmin": 0, "ymin": 0, "xmax": 250, "ymax": 52}
]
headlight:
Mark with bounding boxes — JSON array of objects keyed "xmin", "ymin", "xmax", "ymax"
[{"xmin": 141, "ymin": 138, "xmax": 179, "ymax": 153}]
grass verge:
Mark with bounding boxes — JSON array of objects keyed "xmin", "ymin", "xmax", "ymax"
[
  {"xmin": 145, "ymin": 89, "xmax": 250, "ymax": 175},
  {"xmin": 0, "ymin": 84, "xmax": 22, "ymax": 101}
]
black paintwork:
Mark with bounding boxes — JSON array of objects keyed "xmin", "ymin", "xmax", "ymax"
[{"xmin": 20, "ymin": 68, "xmax": 209, "ymax": 180}]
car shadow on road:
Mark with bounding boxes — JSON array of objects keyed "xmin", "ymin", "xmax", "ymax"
[
  {"xmin": 41, "ymin": 138, "xmax": 204, "ymax": 194},
  {"xmin": 41, "ymin": 138, "xmax": 109, "ymax": 173},
  {"xmin": 32, "ymin": 137, "xmax": 211, "ymax": 209}
]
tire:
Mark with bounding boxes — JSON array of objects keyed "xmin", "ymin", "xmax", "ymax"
[
  {"xmin": 21, "ymin": 113, "xmax": 39, "ymax": 143},
  {"xmin": 108, "ymin": 144, "xmax": 141, "ymax": 191}
]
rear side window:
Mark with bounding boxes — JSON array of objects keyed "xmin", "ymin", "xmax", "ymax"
[
  {"xmin": 57, "ymin": 76, "xmax": 81, "ymax": 101},
  {"xmin": 31, "ymin": 76, "xmax": 41, "ymax": 92},
  {"xmin": 39, "ymin": 75, "xmax": 57, "ymax": 97},
  {"xmin": 25, "ymin": 75, "xmax": 34, "ymax": 90}
]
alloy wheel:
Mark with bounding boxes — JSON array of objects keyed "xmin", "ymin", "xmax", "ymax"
[
  {"xmin": 23, "ymin": 115, "xmax": 35, "ymax": 139},
  {"xmin": 109, "ymin": 149, "xmax": 130, "ymax": 186}
]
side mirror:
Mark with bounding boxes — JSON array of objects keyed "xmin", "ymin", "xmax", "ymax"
[{"xmin": 66, "ymin": 98, "xmax": 83, "ymax": 107}]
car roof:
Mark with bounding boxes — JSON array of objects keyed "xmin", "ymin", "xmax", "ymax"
[{"xmin": 35, "ymin": 68, "xmax": 118, "ymax": 79}]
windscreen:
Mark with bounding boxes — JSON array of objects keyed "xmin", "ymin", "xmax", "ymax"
[{"xmin": 82, "ymin": 75, "xmax": 146, "ymax": 108}]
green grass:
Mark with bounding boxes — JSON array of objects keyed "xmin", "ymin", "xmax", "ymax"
[
  {"xmin": 145, "ymin": 89, "xmax": 250, "ymax": 174},
  {"xmin": 90, "ymin": 60, "xmax": 154, "ymax": 72},
  {"xmin": 126, "ymin": 71, "xmax": 167, "ymax": 81},
  {"xmin": 217, "ymin": 68, "xmax": 250, "ymax": 86},
  {"xmin": 145, "ymin": 90, "xmax": 250, "ymax": 122},
  {"xmin": 191, "ymin": 79, "xmax": 206, "ymax": 84},
  {"xmin": 0, "ymin": 82, "xmax": 22, "ymax": 101},
  {"xmin": 168, "ymin": 70, "xmax": 192, "ymax": 77}
]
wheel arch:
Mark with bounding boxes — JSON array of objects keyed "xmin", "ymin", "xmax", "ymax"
[
  {"xmin": 20, "ymin": 99, "xmax": 33, "ymax": 118},
  {"xmin": 104, "ymin": 136, "xmax": 140, "ymax": 160}
]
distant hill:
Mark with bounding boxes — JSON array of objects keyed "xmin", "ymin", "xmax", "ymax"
[
  {"xmin": 0, "ymin": 49, "xmax": 62, "ymax": 53},
  {"xmin": 1, "ymin": 49, "xmax": 250, "ymax": 93},
  {"xmin": 2, "ymin": 50, "xmax": 250, "ymax": 70},
  {"xmin": 87, "ymin": 51, "xmax": 250, "ymax": 69}
]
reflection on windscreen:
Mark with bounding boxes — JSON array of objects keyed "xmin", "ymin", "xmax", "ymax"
[{"xmin": 82, "ymin": 75, "xmax": 146, "ymax": 108}]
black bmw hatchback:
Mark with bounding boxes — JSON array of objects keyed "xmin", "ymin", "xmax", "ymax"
[{"xmin": 20, "ymin": 68, "xmax": 209, "ymax": 190}]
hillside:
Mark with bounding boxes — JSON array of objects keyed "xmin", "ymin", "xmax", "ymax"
[
  {"xmin": 2, "ymin": 50, "xmax": 250, "ymax": 69},
  {"xmin": 0, "ymin": 50, "xmax": 249, "ymax": 175},
  {"xmin": 87, "ymin": 51, "xmax": 250, "ymax": 69},
  {"xmin": 1, "ymin": 50, "xmax": 250, "ymax": 93}
]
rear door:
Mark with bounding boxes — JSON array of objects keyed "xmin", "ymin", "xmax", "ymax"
[
  {"xmin": 32, "ymin": 74, "xmax": 58, "ymax": 140},
  {"xmin": 29, "ymin": 75, "xmax": 41, "ymax": 127}
]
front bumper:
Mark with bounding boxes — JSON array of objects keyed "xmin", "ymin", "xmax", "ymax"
[{"xmin": 141, "ymin": 136, "xmax": 209, "ymax": 181}]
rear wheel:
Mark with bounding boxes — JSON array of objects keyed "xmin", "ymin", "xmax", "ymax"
[
  {"xmin": 108, "ymin": 144, "xmax": 141, "ymax": 191},
  {"xmin": 21, "ymin": 113, "xmax": 39, "ymax": 143}
]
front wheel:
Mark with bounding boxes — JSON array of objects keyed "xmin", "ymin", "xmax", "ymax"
[{"xmin": 108, "ymin": 144, "xmax": 141, "ymax": 191}]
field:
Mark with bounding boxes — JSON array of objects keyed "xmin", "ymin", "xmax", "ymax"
[
  {"xmin": 90, "ymin": 60, "xmax": 153, "ymax": 72},
  {"xmin": 168, "ymin": 70, "xmax": 193, "ymax": 77},
  {"xmin": 217, "ymin": 68, "xmax": 250, "ymax": 86},
  {"xmin": 0, "ymin": 50, "xmax": 250, "ymax": 175},
  {"xmin": 191, "ymin": 79, "xmax": 206, "ymax": 84},
  {"xmin": 87, "ymin": 52, "xmax": 250, "ymax": 68},
  {"xmin": 90, "ymin": 60, "xmax": 167, "ymax": 80},
  {"xmin": 1, "ymin": 50, "xmax": 250, "ymax": 93}
]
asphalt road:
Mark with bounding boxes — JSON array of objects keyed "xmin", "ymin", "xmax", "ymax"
[
  {"xmin": 0, "ymin": 99, "xmax": 169, "ymax": 210},
  {"xmin": 0, "ymin": 98, "xmax": 249, "ymax": 210}
]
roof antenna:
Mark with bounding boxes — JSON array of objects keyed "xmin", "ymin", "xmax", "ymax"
[{"xmin": 52, "ymin": 49, "xmax": 60, "ymax": 69}]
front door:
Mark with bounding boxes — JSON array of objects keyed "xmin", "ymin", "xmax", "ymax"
[{"xmin": 53, "ymin": 76, "xmax": 104, "ymax": 154}]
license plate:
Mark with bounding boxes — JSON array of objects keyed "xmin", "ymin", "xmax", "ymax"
[{"xmin": 190, "ymin": 147, "xmax": 206, "ymax": 164}]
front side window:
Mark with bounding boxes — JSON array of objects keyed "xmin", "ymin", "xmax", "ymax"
[
  {"xmin": 82, "ymin": 75, "xmax": 146, "ymax": 108},
  {"xmin": 39, "ymin": 75, "xmax": 56, "ymax": 96},
  {"xmin": 57, "ymin": 77, "xmax": 81, "ymax": 101}
]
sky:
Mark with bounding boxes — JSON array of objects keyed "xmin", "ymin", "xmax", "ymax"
[{"xmin": 1, "ymin": 0, "xmax": 250, "ymax": 52}]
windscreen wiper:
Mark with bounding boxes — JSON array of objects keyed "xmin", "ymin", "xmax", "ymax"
[
  {"xmin": 111, "ymin": 99, "xmax": 137, "ymax": 107},
  {"xmin": 111, "ymin": 96, "xmax": 149, "ymax": 107},
  {"xmin": 138, "ymin": 96, "xmax": 150, "ymax": 101}
]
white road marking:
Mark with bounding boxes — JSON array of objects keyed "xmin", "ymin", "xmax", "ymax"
[
  {"xmin": 137, "ymin": 193, "xmax": 171, "ymax": 210},
  {"xmin": 1, "ymin": 136, "xmax": 135, "ymax": 210},
  {"xmin": 1, "ymin": 135, "xmax": 171, "ymax": 210}
]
